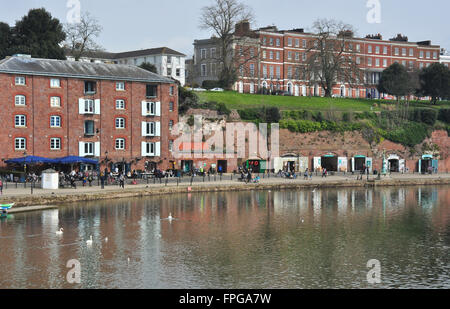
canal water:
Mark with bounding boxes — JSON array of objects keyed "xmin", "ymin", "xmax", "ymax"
[{"xmin": 0, "ymin": 186, "xmax": 449, "ymax": 289}]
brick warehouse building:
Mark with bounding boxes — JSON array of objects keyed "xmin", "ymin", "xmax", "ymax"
[
  {"xmin": 193, "ymin": 22, "xmax": 441, "ymax": 98},
  {"xmin": 0, "ymin": 55, "xmax": 178, "ymax": 173}
]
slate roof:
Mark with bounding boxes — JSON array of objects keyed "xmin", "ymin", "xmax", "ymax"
[{"xmin": 0, "ymin": 55, "xmax": 174, "ymax": 83}]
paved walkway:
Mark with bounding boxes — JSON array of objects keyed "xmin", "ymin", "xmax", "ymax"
[{"xmin": 1, "ymin": 173, "xmax": 449, "ymax": 199}]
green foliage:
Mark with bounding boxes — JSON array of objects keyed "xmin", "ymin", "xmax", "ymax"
[
  {"xmin": 383, "ymin": 122, "xmax": 429, "ymax": 147},
  {"xmin": 11, "ymin": 8, "xmax": 66, "ymax": 59},
  {"xmin": 409, "ymin": 108, "xmax": 438, "ymax": 126},
  {"xmin": 438, "ymin": 109, "xmax": 450, "ymax": 124},
  {"xmin": 280, "ymin": 119, "xmax": 362, "ymax": 133},
  {"xmin": 354, "ymin": 111, "xmax": 378, "ymax": 120},
  {"xmin": 187, "ymin": 115, "xmax": 195, "ymax": 127},
  {"xmin": 419, "ymin": 63, "xmax": 450, "ymax": 103},
  {"xmin": 178, "ymin": 87, "xmax": 199, "ymax": 115},
  {"xmin": 199, "ymin": 101, "xmax": 231, "ymax": 116},
  {"xmin": 139, "ymin": 62, "xmax": 158, "ymax": 73},
  {"xmin": 0, "ymin": 22, "xmax": 12, "ymax": 59},
  {"xmin": 377, "ymin": 63, "xmax": 415, "ymax": 99},
  {"xmin": 238, "ymin": 106, "xmax": 281, "ymax": 123},
  {"xmin": 202, "ymin": 80, "xmax": 222, "ymax": 90}
]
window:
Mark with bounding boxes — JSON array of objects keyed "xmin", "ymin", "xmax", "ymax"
[
  {"xmin": 169, "ymin": 101, "xmax": 174, "ymax": 112},
  {"xmin": 409, "ymin": 49, "xmax": 414, "ymax": 57},
  {"xmin": 15, "ymin": 76, "xmax": 25, "ymax": 85},
  {"xmin": 356, "ymin": 44, "xmax": 360, "ymax": 52},
  {"xmin": 250, "ymin": 48, "xmax": 254, "ymax": 58},
  {"xmin": 395, "ymin": 48, "xmax": 399, "ymax": 56},
  {"xmin": 433, "ymin": 52, "xmax": 437, "ymax": 59},
  {"xmin": 239, "ymin": 65, "xmax": 244, "ymax": 76},
  {"xmin": 419, "ymin": 51, "xmax": 424, "ymax": 58},
  {"xmin": 170, "ymin": 86, "xmax": 175, "ymax": 95},
  {"xmin": 115, "ymin": 118, "xmax": 125, "ymax": 129},
  {"xmin": 269, "ymin": 51, "xmax": 273, "ymax": 60},
  {"xmin": 15, "ymin": 95, "xmax": 26, "ymax": 106},
  {"xmin": 142, "ymin": 101, "xmax": 158, "ymax": 116},
  {"xmin": 383, "ymin": 59, "xmax": 387, "ymax": 67},
  {"xmin": 356, "ymin": 57, "xmax": 361, "ymax": 65},
  {"xmin": 50, "ymin": 138, "xmax": 61, "ymax": 150},
  {"xmin": 375, "ymin": 46, "xmax": 380, "ymax": 54},
  {"xmin": 211, "ymin": 48, "xmax": 216, "ymax": 58},
  {"xmin": 146, "ymin": 85, "xmax": 157, "ymax": 97},
  {"xmin": 288, "ymin": 38, "xmax": 292, "ymax": 46},
  {"xmin": 84, "ymin": 99, "xmax": 94, "ymax": 114},
  {"xmin": 269, "ymin": 66, "xmax": 274, "ymax": 79},
  {"xmin": 402, "ymin": 48, "xmax": 406, "ymax": 56},
  {"xmin": 276, "ymin": 52, "xmax": 280, "ymax": 60},
  {"xmin": 302, "ymin": 40, "xmax": 307, "ymax": 48},
  {"xmin": 84, "ymin": 81, "xmax": 96, "ymax": 94},
  {"xmin": 287, "ymin": 51, "xmax": 292, "ymax": 60},
  {"xmin": 176, "ymin": 68, "xmax": 181, "ymax": 77},
  {"xmin": 167, "ymin": 68, "xmax": 172, "ymax": 76},
  {"xmin": 287, "ymin": 66, "xmax": 292, "ymax": 79},
  {"xmin": 15, "ymin": 138, "xmax": 26, "ymax": 150},
  {"xmin": 50, "ymin": 116, "xmax": 61, "ymax": 128},
  {"xmin": 15, "ymin": 115, "xmax": 26, "ymax": 127},
  {"xmin": 167, "ymin": 56, "xmax": 172, "ymax": 64},
  {"xmin": 201, "ymin": 64, "xmax": 207, "ymax": 77},
  {"xmin": 276, "ymin": 66, "xmax": 281, "ymax": 79},
  {"xmin": 262, "ymin": 50, "xmax": 266, "ymax": 59},
  {"xmin": 368, "ymin": 45, "xmax": 372, "ymax": 53},
  {"xmin": 263, "ymin": 65, "xmax": 267, "ymax": 78},
  {"xmin": 402, "ymin": 60, "xmax": 407, "ymax": 66},
  {"xmin": 383, "ymin": 46, "xmax": 388, "ymax": 55},
  {"xmin": 145, "ymin": 142, "xmax": 155, "ymax": 156},
  {"xmin": 84, "ymin": 142, "xmax": 94, "ymax": 156},
  {"xmin": 426, "ymin": 51, "xmax": 430, "ymax": 59},
  {"xmin": 269, "ymin": 38, "xmax": 273, "ymax": 46},
  {"xmin": 262, "ymin": 37, "xmax": 267, "ymax": 45},
  {"xmin": 276, "ymin": 38, "xmax": 280, "ymax": 46},
  {"xmin": 50, "ymin": 79, "xmax": 60, "ymax": 88},
  {"xmin": 50, "ymin": 96, "xmax": 61, "ymax": 107},
  {"xmin": 302, "ymin": 53, "xmax": 307, "ymax": 61},
  {"xmin": 84, "ymin": 120, "xmax": 95, "ymax": 136},
  {"xmin": 169, "ymin": 140, "xmax": 173, "ymax": 152},
  {"xmin": 169, "ymin": 120, "xmax": 174, "ymax": 130},
  {"xmin": 201, "ymin": 49, "xmax": 207, "ymax": 59},
  {"xmin": 115, "ymin": 139, "xmax": 125, "ymax": 150},
  {"xmin": 250, "ymin": 63, "xmax": 255, "ymax": 76},
  {"xmin": 116, "ymin": 82, "xmax": 125, "ymax": 91},
  {"xmin": 368, "ymin": 58, "xmax": 372, "ymax": 66},
  {"xmin": 375, "ymin": 58, "xmax": 380, "ymax": 67},
  {"xmin": 116, "ymin": 99, "xmax": 125, "ymax": 110},
  {"xmin": 295, "ymin": 39, "xmax": 299, "ymax": 47},
  {"xmin": 295, "ymin": 52, "xmax": 300, "ymax": 61}
]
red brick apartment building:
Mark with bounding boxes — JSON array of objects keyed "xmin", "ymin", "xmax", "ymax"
[
  {"xmin": 193, "ymin": 22, "xmax": 441, "ymax": 98},
  {"xmin": 0, "ymin": 55, "xmax": 178, "ymax": 173}
]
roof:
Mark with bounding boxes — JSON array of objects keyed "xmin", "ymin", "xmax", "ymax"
[
  {"xmin": 114, "ymin": 47, "xmax": 186, "ymax": 58},
  {"xmin": 0, "ymin": 56, "xmax": 174, "ymax": 83}
]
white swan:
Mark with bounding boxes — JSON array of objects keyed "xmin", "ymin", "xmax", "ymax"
[
  {"xmin": 56, "ymin": 228, "xmax": 64, "ymax": 235},
  {"xmin": 104, "ymin": 237, "xmax": 108, "ymax": 243},
  {"xmin": 86, "ymin": 235, "xmax": 93, "ymax": 246}
]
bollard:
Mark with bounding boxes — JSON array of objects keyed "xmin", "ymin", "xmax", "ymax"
[
  {"xmin": 190, "ymin": 176, "xmax": 193, "ymax": 186},
  {"xmin": 165, "ymin": 178, "xmax": 168, "ymax": 186}
]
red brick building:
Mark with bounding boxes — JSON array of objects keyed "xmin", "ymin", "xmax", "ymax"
[{"xmin": 0, "ymin": 55, "xmax": 178, "ymax": 173}]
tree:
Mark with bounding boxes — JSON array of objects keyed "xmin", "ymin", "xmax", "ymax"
[
  {"xmin": 64, "ymin": 12, "xmax": 103, "ymax": 61},
  {"xmin": 12, "ymin": 8, "xmax": 66, "ymax": 59},
  {"xmin": 199, "ymin": 0, "xmax": 256, "ymax": 89},
  {"xmin": 303, "ymin": 19, "xmax": 364, "ymax": 97},
  {"xmin": 419, "ymin": 63, "xmax": 450, "ymax": 104},
  {"xmin": 0, "ymin": 22, "xmax": 12, "ymax": 59},
  {"xmin": 378, "ymin": 63, "xmax": 416, "ymax": 103},
  {"xmin": 139, "ymin": 62, "xmax": 158, "ymax": 74}
]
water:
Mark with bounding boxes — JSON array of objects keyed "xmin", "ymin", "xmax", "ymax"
[{"xmin": 0, "ymin": 186, "xmax": 449, "ymax": 289}]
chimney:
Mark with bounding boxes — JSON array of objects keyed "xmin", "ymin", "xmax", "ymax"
[{"xmin": 235, "ymin": 20, "xmax": 250, "ymax": 36}]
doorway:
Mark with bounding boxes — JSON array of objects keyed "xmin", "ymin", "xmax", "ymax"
[
  {"xmin": 217, "ymin": 160, "xmax": 227, "ymax": 173},
  {"xmin": 354, "ymin": 157, "xmax": 366, "ymax": 171},
  {"xmin": 321, "ymin": 156, "xmax": 338, "ymax": 172},
  {"xmin": 388, "ymin": 159, "xmax": 399, "ymax": 172}
]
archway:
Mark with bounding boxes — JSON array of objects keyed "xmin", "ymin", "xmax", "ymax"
[
  {"xmin": 294, "ymin": 84, "xmax": 299, "ymax": 96},
  {"xmin": 287, "ymin": 82, "xmax": 293, "ymax": 95},
  {"xmin": 302, "ymin": 85, "xmax": 307, "ymax": 96},
  {"xmin": 340, "ymin": 85, "xmax": 346, "ymax": 97},
  {"xmin": 321, "ymin": 154, "xmax": 338, "ymax": 172}
]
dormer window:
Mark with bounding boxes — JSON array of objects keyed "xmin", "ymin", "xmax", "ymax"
[
  {"xmin": 15, "ymin": 76, "xmax": 26, "ymax": 85},
  {"xmin": 84, "ymin": 81, "xmax": 96, "ymax": 94},
  {"xmin": 116, "ymin": 82, "xmax": 125, "ymax": 91},
  {"xmin": 50, "ymin": 79, "xmax": 60, "ymax": 88},
  {"xmin": 146, "ymin": 85, "xmax": 157, "ymax": 98}
]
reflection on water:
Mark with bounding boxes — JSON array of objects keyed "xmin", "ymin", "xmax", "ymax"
[{"xmin": 0, "ymin": 186, "xmax": 449, "ymax": 289}]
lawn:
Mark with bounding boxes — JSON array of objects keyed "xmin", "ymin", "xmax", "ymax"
[{"xmin": 196, "ymin": 91, "xmax": 381, "ymax": 112}]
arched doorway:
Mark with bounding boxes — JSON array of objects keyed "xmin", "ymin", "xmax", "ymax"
[
  {"xmin": 340, "ymin": 85, "xmax": 346, "ymax": 97},
  {"xmin": 294, "ymin": 85, "xmax": 299, "ymax": 96},
  {"xmin": 287, "ymin": 82, "xmax": 293, "ymax": 95},
  {"xmin": 314, "ymin": 84, "xmax": 319, "ymax": 97},
  {"xmin": 250, "ymin": 82, "xmax": 255, "ymax": 94},
  {"xmin": 302, "ymin": 85, "xmax": 307, "ymax": 96},
  {"xmin": 238, "ymin": 81, "xmax": 243, "ymax": 93}
]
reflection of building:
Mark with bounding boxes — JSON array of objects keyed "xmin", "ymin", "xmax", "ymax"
[{"xmin": 0, "ymin": 55, "xmax": 178, "ymax": 172}]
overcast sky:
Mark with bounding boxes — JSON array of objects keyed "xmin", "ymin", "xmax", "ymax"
[{"xmin": 1, "ymin": 0, "xmax": 449, "ymax": 57}]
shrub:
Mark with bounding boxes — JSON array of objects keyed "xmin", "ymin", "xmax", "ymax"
[
  {"xmin": 202, "ymin": 80, "xmax": 222, "ymax": 90},
  {"xmin": 383, "ymin": 122, "xmax": 429, "ymax": 147},
  {"xmin": 238, "ymin": 107, "xmax": 281, "ymax": 123},
  {"xmin": 438, "ymin": 109, "xmax": 450, "ymax": 123},
  {"xmin": 409, "ymin": 108, "xmax": 438, "ymax": 126}
]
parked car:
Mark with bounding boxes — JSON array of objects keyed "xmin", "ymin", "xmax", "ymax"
[
  {"xmin": 210, "ymin": 88, "xmax": 224, "ymax": 92},
  {"xmin": 192, "ymin": 88, "xmax": 207, "ymax": 92}
]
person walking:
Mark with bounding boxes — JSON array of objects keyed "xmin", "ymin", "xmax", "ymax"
[
  {"xmin": 119, "ymin": 173, "xmax": 125, "ymax": 189},
  {"xmin": 0, "ymin": 178, "xmax": 3, "ymax": 195},
  {"xmin": 304, "ymin": 169, "xmax": 309, "ymax": 180},
  {"xmin": 100, "ymin": 172, "xmax": 105, "ymax": 189}
]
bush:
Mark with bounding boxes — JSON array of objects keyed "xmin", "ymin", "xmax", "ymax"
[
  {"xmin": 383, "ymin": 122, "xmax": 429, "ymax": 147},
  {"xmin": 202, "ymin": 80, "xmax": 221, "ymax": 90},
  {"xmin": 438, "ymin": 109, "xmax": 450, "ymax": 123},
  {"xmin": 409, "ymin": 108, "xmax": 438, "ymax": 126},
  {"xmin": 280, "ymin": 120, "xmax": 362, "ymax": 133},
  {"xmin": 238, "ymin": 107, "xmax": 281, "ymax": 123}
]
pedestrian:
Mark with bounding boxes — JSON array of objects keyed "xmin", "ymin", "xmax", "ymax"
[
  {"xmin": 304, "ymin": 169, "xmax": 308, "ymax": 180},
  {"xmin": 309, "ymin": 169, "xmax": 313, "ymax": 180},
  {"xmin": 100, "ymin": 172, "xmax": 105, "ymax": 189},
  {"xmin": 247, "ymin": 171, "xmax": 252, "ymax": 184},
  {"xmin": 119, "ymin": 173, "xmax": 125, "ymax": 189},
  {"xmin": 0, "ymin": 178, "xmax": 3, "ymax": 195}
]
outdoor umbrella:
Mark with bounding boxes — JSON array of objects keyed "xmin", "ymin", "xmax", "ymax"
[
  {"xmin": 5, "ymin": 156, "xmax": 57, "ymax": 164},
  {"xmin": 55, "ymin": 156, "xmax": 99, "ymax": 165}
]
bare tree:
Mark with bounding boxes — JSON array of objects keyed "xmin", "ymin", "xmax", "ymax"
[
  {"xmin": 199, "ymin": 0, "xmax": 256, "ymax": 89},
  {"xmin": 64, "ymin": 12, "xmax": 103, "ymax": 61},
  {"xmin": 302, "ymin": 19, "xmax": 365, "ymax": 97}
]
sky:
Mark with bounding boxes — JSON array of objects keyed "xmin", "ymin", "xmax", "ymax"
[{"xmin": 0, "ymin": 0, "xmax": 449, "ymax": 58}]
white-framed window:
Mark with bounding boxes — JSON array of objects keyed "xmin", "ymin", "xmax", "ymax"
[
  {"xmin": 84, "ymin": 99, "xmax": 94, "ymax": 114},
  {"xmin": 276, "ymin": 38, "xmax": 280, "ymax": 46},
  {"xmin": 211, "ymin": 48, "xmax": 216, "ymax": 58},
  {"xmin": 201, "ymin": 64, "xmax": 207, "ymax": 76},
  {"xmin": 116, "ymin": 82, "xmax": 125, "ymax": 91},
  {"xmin": 433, "ymin": 52, "xmax": 437, "ymax": 59},
  {"xmin": 383, "ymin": 59, "xmax": 388, "ymax": 67},
  {"xmin": 50, "ymin": 96, "xmax": 61, "ymax": 107},
  {"xmin": 50, "ymin": 79, "xmax": 60, "ymax": 88},
  {"xmin": 201, "ymin": 49, "xmax": 207, "ymax": 59},
  {"xmin": 356, "ymin": 44, "xmax": 360, "ymax": 52},
  {"xmin": 375, "ymin": 46, "xmax": 380, "ymax": 54},
  {"xmin": 15, "ymin": 138, "xmax": 26, "ymax": 150},
  {"xmin": 169, "ymin": 101, "xmax": 174, "ymax": 112},
  {"xmin": 50, "ymin": 138, "xmax": 61, "ymax": 150},
  {"xmin": 426, "ymin": 51, "xmax": 430, "ymax": 59},
  {"xmin": 383, "ymin": 46, "xmax": 388, "ymax": 55},
  {"xmin": 367, "ymin": 58, "xmax": 372, "ymax": 66},
  {"xmin": 250, "ymin": 63, "xmax": 255, "ymax": 76},
  {"xmin": 419, "ymin": 51, "xmax": 424, "ymax": 58},
  {"xmin": 169, "ymin": 140, "xmax": 173, "ymax": 152},
  {"xmin": 115, "ymin": 138, "xmax": 125, "ymax": 150},
  {"xmin": 375, "ymin": 59, "xmax": 380, "ymax": 67},
  {"xmin": 15, "ymin": 95, "xmax": 26, "ymax": 106},
  {"xmin": 50, "ymin": 116, "xmax": 61, "ymax": 128},
  {"xmin": 141, "ymin": 142, "xmax": 160, "ymax": 157},
  {"xmin": 116, "ymin": 99, "xmax": 125, "ymax": 110},
  {"xmin": 169, "ymin": 120, "xmax": 174, "ymax": 130},
  {"xmin": 402, "ymin": 48, "xmax": 407, "ymax": 56},
  {"xmin": 15, "ymin": 115, "xmax": 26, "ymax": 127},
  {"xmin": 302, "ymin": 53, "xmax": 307, "ymax": 61},
  {"xmin": 356, "ymin": 57, "xmax": 361, "ymax": 65},
  {"xmin": 302, "ymin": 39, "xmax": 307, "ymax": 49},
  {"xmin": 170, "ymin": 86, "xmax": 175, "ymax": 95},
  {"xmin": 276, "ymin": 52, "xmax": 280, "ymax": 60},
  {"xmin": 269, "ymin": 51, "xmax": 273, "ymax": 60},
  {"xmin": 115, "ymin": 118, "xmax": 125, "ymax": 129},
  {"xmin": 409, "ymin": 49, "xmax": 414, "ymax": 57},
  {"xmin": 295, "ymin": 38, "xmax": 299, "ymax": 47},
  {"xmin": 287, "ymin": 66, "xmax": 292, "ymax": 79},
  {"xmin": 276, "ymin": 66, "xmax": 281, "ymax": 79},
  {"xmin": 287, "ymin": 51, "xmax": 292, "ymax": 60},
  {"xmin": 287, "ymin": 37, "xmax": 292, "ymax": 46},
  {"xmin": 368, "ymin": 45, "xmax": 372, "ymax": 53},
  {"xmin": 84, "ymin": 142, "xmax": 94, "ymax": 156},
  {"xmin": 295, "ymin": 53, "xmax": 300, "ymax": 61},
  {"xmin": 269, "ymin": 38, "xmax": 273, "ymax": 46},
  {"xmin": 142, "ymin": 101, "xmax": 160, "ymax": 116},
  {"xmin": 395, "ymin": 48, "xmax": 399, "ymax": 56},
  {"xmin": 15, "ymin": 76, "xmax": 26, "ymax": 85}
]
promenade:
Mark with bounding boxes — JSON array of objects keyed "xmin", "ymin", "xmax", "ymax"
[{"xmin": 1, "ymin": 173, "xmax": 449, "ymax": 211}]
